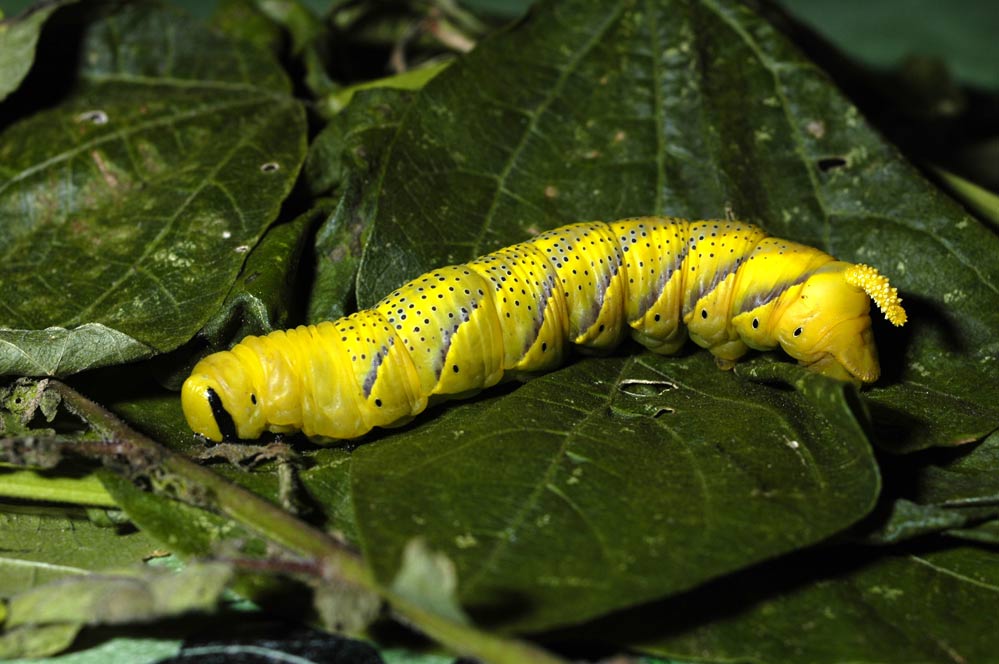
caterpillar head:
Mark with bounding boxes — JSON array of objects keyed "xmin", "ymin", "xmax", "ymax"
[
  {"xmin": 181, "ymin": 350, "xmax": 267, "ymax": 442},
  {"xmin": 773, "ymin": 262, "xmax": 906, "ymax": 384}
]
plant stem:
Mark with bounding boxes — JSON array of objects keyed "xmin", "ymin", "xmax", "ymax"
[{"xmin": 47, "ymin": 380, "xmax": 568, "ymax": 664}]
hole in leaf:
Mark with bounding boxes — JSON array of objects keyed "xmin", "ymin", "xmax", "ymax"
[
  {"xmin": 817, "ymin": 157, "xmax": 847, "ymax": 172},
  {"xmin": 260, "ymin": 162, "xmax": 281, "ymax": 173},
  {"xmin": 618, "ymin": 378, "xmax": 677, "ymax": 397},
  {"xmin": 76, "ymin": 110, "xmax": 109, "ymax": 125}
]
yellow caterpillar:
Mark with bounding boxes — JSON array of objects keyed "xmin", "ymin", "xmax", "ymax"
[{"xmin": 182, "ymin": 217, "xmax": 906, "ymax": 442}]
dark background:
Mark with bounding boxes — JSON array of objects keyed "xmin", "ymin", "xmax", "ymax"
[{"xmin": 4, "ymin": 0, "xmax": 996, "ymax": 89}]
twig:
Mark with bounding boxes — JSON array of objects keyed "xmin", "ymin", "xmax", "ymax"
[{"xmin": 40, "ymin": 380, "xmax": 567, "ymax": 664}]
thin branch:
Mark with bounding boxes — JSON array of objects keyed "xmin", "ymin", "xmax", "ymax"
[{"xmin": 39, "ymin": 380, "xmax": 567, "ymax": 664}]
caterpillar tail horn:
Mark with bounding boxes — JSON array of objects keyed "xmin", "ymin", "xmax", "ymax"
[{"xmin": 844, "ymin": 264, "xmax": 907, "ymax": 326}]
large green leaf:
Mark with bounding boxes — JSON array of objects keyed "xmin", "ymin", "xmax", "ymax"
[
  {"xmin": 352, "ymin": 0, "xmax": 999, "ymax": 451},
  {"xmin": 596, "ymin": 482, "xmax": 999, "ymax": 663},
  {"xmin": 349, "ymin": 353, "xmax": 878, "ymax": 632},
  {"xmin": 630, "ymin": 543, "xmax": 999, "ymax": 664},
  {"xmin": 290, "ymin": 0, "xmax": 999, "ymax": 637},
  {"xmin": 0, "ymin": 2, "xmax": 306, "ymax": 376}
]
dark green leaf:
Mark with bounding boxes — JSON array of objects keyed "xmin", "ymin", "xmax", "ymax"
[
  {"xmin": 908, "ymin": 429, "xmax": 999, "ymax": 504},
  {"xmin": 77, "ymin": 205, "xmax": 324, "ymax": 423},
  {"xmin": 306, "ymin": 189, "xmax": 366, "ymax": 323},
  {"xmin": 210, "ymin": 0, "xmax": 285, "ymax": 55},
  {"xmin": 862, "ymin": 430, "xmax": 999, "ymax": 544},
  {"xmin": 348, "ymin": 352, "xmax": 878, "ymax": 632},
  {"xmin": 246, "ymin": 0, "xmax": 338, "ymax": 98},
  {"xmin": 0, "ymin": 3, "xmax": 306, "ymax": 376},
  {"xmin": 351, "ymin": 0, "xmax": 999, "ymax": 452},
  {"xmin": 306, "ymin": 88, "xmax": 420, "ymax": 322},
  {"xmin": 631, "ymin": 544, "xmax": 999, "ymax": 664},
  {"xmin": 299, "ymin": 445, "xmax": 360, "ymax": 544},
  {"xmin": 305, "ymin": 86, "xmax": 418, "ymax": 197},
  {"xmin": 0, "ymin": 0, "xmax": 77, "ymax": 102},
  {"xmin": 947, "ymin": 519, "xmax": 999, "ymax": 544},
  {"xmin": 197, "ymin": 205, "xmax": 326, "ymax": 347},
  {"xmin": 864, "ymin": 498, "xmax": 998, "ymax": 545}
]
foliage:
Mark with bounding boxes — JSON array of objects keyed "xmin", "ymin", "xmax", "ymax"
[{"xmin": 0, "ymin": 0, "xmax": 996, "ymax": 662}]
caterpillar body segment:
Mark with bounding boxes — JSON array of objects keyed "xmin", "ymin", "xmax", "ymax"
[
  {"xmin": 182, "ymin": 217, "xmax": 906, "ymax": 442},
  {"xmin": 464, "ymin": 241, "xmax": 570, "ymax": 374}
]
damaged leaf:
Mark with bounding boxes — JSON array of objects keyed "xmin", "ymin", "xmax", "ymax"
[{"xmin": 0, "ymin": 3, "xmax": 306, "ymax": 376}]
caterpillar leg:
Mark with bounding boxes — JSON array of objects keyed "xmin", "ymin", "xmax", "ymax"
[
  {"xmin": 715, "ymin": 356, "xmax": 737, "ymax": 371},
  {"xmin": 708, "ymin": 339, "xmax": 749, "ymax": 371},
  {"xmin": 804, "ymin": 355, "xmax": 863, "ymax": 385},
  {"xmin": 631, "ymin": 326, "xmax": 687, "ymax": 355}
]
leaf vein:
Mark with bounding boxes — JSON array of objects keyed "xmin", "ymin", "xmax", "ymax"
[{"xmin": 467, "ymin": 3, "xmax": 628, "ymax": 258}]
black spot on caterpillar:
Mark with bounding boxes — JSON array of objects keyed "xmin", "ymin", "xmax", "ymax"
[{"xmin": 183, "ymin": 217, "xmax": 906, "ymax": 442}]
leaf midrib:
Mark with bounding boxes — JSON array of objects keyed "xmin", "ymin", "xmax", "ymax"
[{"xmin": 465, "ymin": 3, "xmax": 628, "ymax": 259}]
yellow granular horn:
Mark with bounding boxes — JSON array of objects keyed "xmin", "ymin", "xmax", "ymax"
[{"xmin": 845, "ymin": 264, "xmax": 907, "ymax": 326}]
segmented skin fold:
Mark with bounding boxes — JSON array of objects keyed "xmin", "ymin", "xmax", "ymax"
[{"xmin": 182, "ymin": 217, "xmax": 906, "ymax": 442}]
